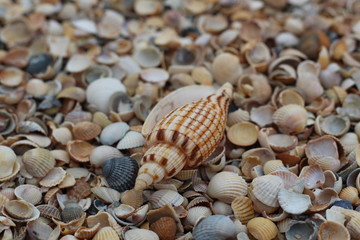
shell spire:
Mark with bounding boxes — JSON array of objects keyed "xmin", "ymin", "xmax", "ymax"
[{"xmin": 134, "ymin": 83, "xmax": 233, "ymax": 190}]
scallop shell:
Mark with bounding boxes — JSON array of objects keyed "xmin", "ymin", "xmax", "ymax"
[
  {"xmin": 90, "ymin": 146, "xmax": 123, "ymax": 167},
  {"xmin": 36, "ymin": 204, "xmax": 61, "ymax": 220},
  {"xmin": 93, "ymin": 112, "xmax": 112, "ymax": 128},
  {"xmin": 193, "ymin": 215, "xmax": 236, "ymax": 240},
  {"xmin": 100, "ymin": 122, "xmax": 130, "ymax": 145},
  {"xmin": 318, "ymin": 221, "xmax": 350, "ymax": 240},
  {"xmin": 339, "ymin": 186, "xmax": 359, "ymax": 204},
  {"xmin": 346, "ymin": 216, "xmax": 360, "ymax": 239},
  {"xmin": 263, "ymin": 160, "xmax": 285, "ymax": 174},
  {"xmin": 273, "ymin": 104, "xmax": 308, "ymax": 134},
  {"xmin": 61, "ymin": 201, "xmax": 83, "ymax": 223},
  {"xmin": 186, "ymin": 206, "xmax": 212, "ymax": 226},
  {"xmin": 22, "ymin": 148, "xmax": 56, "ymax": 178},
  {"xmin": 91, "ymin": 187, "xmax": 121, "ymax": 204},
  {"xmin": 124, "ymin": 229, "xmax": 159, "ymax": 240},
  {"xmin": 149, "ymin": 190, "xmax": 184, "ymax": 209},
  {"xmin": 247, "ymin": 217, "xmax": 278, "ymax": 240},
  {"xmin": 93, "ymin": 226, "xmax": 120, "ymax": 240},
  {"xmin": 207, "ymin": 171, "xmax": 248, "ymax": 204},
  {"xmin": 67, "ymin": 178, "xmax": 92, "ymax": 201},
  {"xmin": 212, "ymin": 201, "xmax": 233, "ymax": 216},
  {"xmin": 72, "ymin": 121, "xmax": 101, "ymax": 141},
  {"xmin": 251, "ymin": 175, "xmax": 284, "ymax": 207},
  {"xmin": 14, "ymin": 184, "xmax": 42, "ymax": 205},
  {"xmin": 116, "ymin": 131, "xmax": 145, "ymax": 150},
  {"xmin": 0, "ymin": 146, "xmax": 19, "ymax": 181},
  {"xmin": 102, "ymin": 157, "xmax": 139, "ymax": 192},
  {"xmin": 278, "ymin": 188, "xmax": 312, "ymax": 214},
  {"xmin": 39, "ymin": 167, "xmax": 66, "ymax": 187},
  {"xmin": 66, "ymin": 140, "xmax": 94, "ymax": 162},
  {"xmin": 227, "ymin": 122, "xmax": 259, "ymax": 147},
  {"xmin": 3, "ymin": 200, "xmax": 40, "ymax": 222},
  {"xmin": 231, "ymin": 197, "xmax": 254, "ymax": 224}
]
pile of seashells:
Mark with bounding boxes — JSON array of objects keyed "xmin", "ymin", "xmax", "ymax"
[{"xmin": 2, "ymin": 0, "xmax": 360, "ymax": 239}]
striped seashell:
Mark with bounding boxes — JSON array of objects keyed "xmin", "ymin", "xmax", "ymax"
[
  {"xmin": 103, "ymin": 157, "xmax": 139, "ymax": 192},
  {"xmin": 91, "ymin": 187, "xmax": 121, "ymax": 204},
  {"xmin": 14, "ymin": 184, "xmax": 42, "ymax": 205},
  {"xmin": 61, "ymin": 201, "xmax": 83, "ymax": 223},
  {"xmin": 74, "ymin": 223, "xmax": 101, "ymax": 240},
  {"xmin": 116, "ymin": 131, "xmax": 145, "ymax": 150},
  {"xmin": 0, "ymin": 146, "xmax": 19, "ymax": 181},
  {"xmin": 124, "ymin": 229, "xmax": 159, "ymax": 240},
  {"xmin": 150, "ymin": 216, "xmax": 177, "ymax": 240},
  {"xmin": 251, "ymin": 175, "xmax": 284, "ymax": 207},
  {"xmin": 72, "ymin": 121, "xmax": 101, "ymax": 141},
  {"xmin": 134, "ymin": 83, "xmax": 233, "ymax": 190},
  {"xmin": 36, "ymin": 204, "xmax": 61, "ymax": 220},
  {"xmin": 231, "ymin": 196, "xmax": 255, "ymax": 224},
  {"xmin": 67, "ymin": 178, "xmax": 92, "ymax": 201},
  {"xmin": 100, "ymin": 122, "xmax": 130, "ymax": 145},
  {"xmin": 66, "ymin": 140, "xmax": 94, "ymax": 162},
  {"xmin": 22, "ymin": 148, "xmax": 56, "ymax": 178},
  {"xmin": 247, "ymin": 217, "xmax": 278, "ymax": 240},
  {"xmin": 193, "ymin": 215, "xmax": 236, "ymax": 240},
  {"xmin": 149, "ymin": 190, "xmax": 184, "ymax": 209},
  {"xmin": 186, "ymin": 206, "xmax": 212, "ymax": 226}
]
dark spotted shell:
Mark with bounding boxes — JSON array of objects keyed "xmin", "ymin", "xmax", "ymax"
[
  {"xmin": 61, "ymin": 201, "xmax": 83, "ymax": 223},
  {"xmin": 103, "ymin": 157, "xmax": 139, "ymax": 192}
]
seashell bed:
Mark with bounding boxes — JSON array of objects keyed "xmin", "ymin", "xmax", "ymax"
[{"xmin": 1, "ymin": 0, "xmax": 360, "ymax": 239}]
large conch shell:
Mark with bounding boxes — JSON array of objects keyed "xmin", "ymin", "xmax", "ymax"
[{"xmin": 134, "ymin": 83, "xmax": 233, "ymax": 190}]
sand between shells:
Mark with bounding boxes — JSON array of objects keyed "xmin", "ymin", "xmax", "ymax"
[{"xmin": 2, "ymin": 0, "xmax": 360, "ymax": 239}]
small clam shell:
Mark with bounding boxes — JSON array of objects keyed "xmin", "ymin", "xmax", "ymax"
[
  {"xmin": 61, "ymin": 201, "xmax": 83, "ymax": 223},
  {"xmin": 26, "ymin": 78, "xmax": 49, "ymax": 96},
  {"xmin": 186, "ymin": 206, "xmax": 212, "ymax": 226},
  {"xmin": 22, "ymin": 148, "xmax": 56, "ymax": 178},
  {"xmin": 74, "ymin": 223, "xmax": 101, "ymax": 240},
  {"xmin": 231, "ymin": 197, "xmax": 255, "ymax": 224},
  {"xmin": 100, "ymin": 122, "xmax": 130, "ymax": 145},
  {"xmin": 124, "ymin": 229, "xmax": 159, "ymax": 240},
  {"xmin": 245, "ymin": 42, "xmax": 271, "ymax": 72},
  {"xmin": 116, "ymin": 131, "xmax": 145, "ymax": 150},
  {"xmin": 150, "ymin": 216, "xmax": 177, "ymax": 240},
  {"xmin": 67, "ymin": 178, "xmax": 92, "ymax": 201},
  {"xmin": 57, "ymin": 87, "xmax": 86, "ymax": 102},
  {"xmin": 39, "ymin": 167, "xmax": 67, "ymax": 187},
  {"xmin": 263, "ymin": 160, "xmax": 285, "ymax": 175},
  {"xmin": 14, "ymin": 184, "xmax": 42, "ymax": 205},
  {"xmin": 270, "ymin": 171, "xmax": 304, "ymax": 193},
  {"xmin": 93, "ymin": 112, "xmax": 112, "ymax": 128},
  {"xmin": 340, "ymin": 133, "xmax": 359, "ymax": 155},
  {"xmin": 3, "ymin": 200, "xmax": 40, "ymax": 222},
  {"xmin": 267, "ymin": 134, "xmax": 298, "ymax": 152},
  {"xmin": 346, "ymin": 216, "xmax": 360, "ymax": 239},
  {"xmin": 2, "ymin": 47, "xmax": 30, "ymax": 68},
  {"xmin": 90, "ymin": 146, "xmax": 123, "ymax": 167},
  {"xmin": 191, "ymin": 66, "xmax": 213, "ymax": 86},
  {"xmin": 65, "ymin": 54, "xmax": 91, "ymax": 73},
  {"xmin": 212, "ymin": 201, "xmax": 233, "ymax": 216},
  {"xmin": 273, "ymin": 104, "xmax": 308, "ymax": 134},
  {"xmin": 247, "ymin": 217, "xmax": 278, "ymax": 240},
  {"xmin": 227, "ymin": 122, "xmax": 259, "ymax": 147},
  {"xmin": 0, "ymin": 146, "xmax": 18, "ymax": 181},
  {"xmin": 236, "ymin": 74, "xmax": 272, "ymax": 105},
  {"xmin": 27, "ymin": 219, "xmax": 55, "ymax": 240},
  {"xmin": 250, "ymin": 105, "xmax": 275, "ymax": 127},
  {"xmin": 299, "ymin": 165, "xmax": 325, "ymax": 189},
  {"xmin": 212, "ymin": 53, "xmax": 242, "ymax": 85},
  {"xmin": 278, "ymin": 188, "xmax": 312, "ymax": 214},
  {"xmin": 318, "ymin": 221, "xmax": 350, "ymax": 240},
  {"xmin": 93, "ymin": 226, "xmax": 120, "ymax": 240},
  {"xmin": 319, "ymin": 115, "xmax": 350, "ymax": 137},
  {"xmin": 52, "ymin": 127, "xmax": 73, "ymax": 145},
  {"xmin": 193, "ymin": 215, "xmax": 236, "ymax": 240},
  {"xmin": 251, "ymin": 175, "xmax": 284, "ymax": 207},
  {"xmin": 91, "ymin": 187, "xmax": 121, "ymax": 204},
  {"xmin": 72, "ymin": 121, "xmax": 101, "ymax": 141},
  {"xmin": 0, "ymin": 67, "xmax": 24, "ymax": 87},
  {"xmin": 66, "ymin": 140, "xmax": 94, "ymax": 162},
  {"xmin": 207, "ymin": 171, "xmax": 248, "ymax": 204},
  {"xmin": 102, "ymin": 157, "xmax": 139, "ymax": 192},
  {"xmin": 149, "ymin": 190, "xmax": 184, "ymax": 209},
  {"xmin": 285, "ymin": 220, "xmax": 317, "ymax": 240},
  {"xmin": 339, "ymin": 186, "xmax": 359, "ymax": 204},
  {"xmin": 134, "ymin": 46, "xmax": 162, "ymax": 68},
  {"xmin": 227, "ymin": 109, "xmax": 250, "ymax": 127},
  {"xmin": 36, "ymin": 204, "xmax": 61, "ymax": 220}
]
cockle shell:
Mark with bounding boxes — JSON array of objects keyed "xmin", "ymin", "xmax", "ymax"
[
  {"xmin": 149, "ymin": 190, "xmax": 184, "ymax": 209},
  {"xmin": 193, "ymin": 215, "xmax": 236, "ymax": 240},
  {"xmin": 318, "ymin": 221, "xmax": 350, "ymax": 240},
  {"xmin": 72, "ymin": 121, "xmax": 101, "ymax": 141},
  {"xmin": 22, "ymin": 148, "xmax": 56, "ymax": 178},
  {"xmin": 273, "ymin": 104, "xmax": 308, "ymax": 134},
  {"xmin": 247, "ymin": 217, "xmax": 278, "ymax": 240},
  {"xmin": 100, "ymin": 122, "xmax": 130, "ymax": 146},
  {"xmin": 39, "ymin": 167, "xmax": 67, "ymax": 187},
  {"xmin": 36, "ymin": 204, "xmax": 61, "ymax": 220},
  {"xmin": 93, "ymin": 226, "xmax": 120, "ymax": 240},
  {"xmin": 91, "ymin": 187, "xmax": 121, "ymax": 204},
  {"xmin": 207, "ymin": 171, "xmax": 248, "ymax": 204},
  {"xmin": 0, "ymin": 146, "xmax": 19, "ymax": 181},
  {"xmin": 124, "ymin": 229, "xmax": 159, "ymax": 240},
  {"xmin": 14, "ymin": 184, "xmax": 42, "ymax": 205},
  {"xmin": 2, "ymin": 200, "xmax": 40, "ymax": 222},
  {"xmin": 134, "ymin": 83, "xmax": 233, "ymax": 190},
  {"xmin": 102, "ymin": 157, "xmax": 139, "ymax": 192},
  {"xmin": 251, "ymin": 175, "xmax": 284, "ymax": 207},
  {"xmin": 231, "ymin": 196, "xmax": 255, "ymax": 224},
  {"xmin": 61, "ymin": 201, "xmax": 83, "ymax": 223},
  {"xmin": 186, "ymin": 206, "xmax": 212, "ymax": 226}
]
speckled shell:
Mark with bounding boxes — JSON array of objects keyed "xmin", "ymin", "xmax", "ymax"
[
  {"xmin": 22, "ymin": 148, "xmax": 56, "ymax": 178},
  {"xmin": 61, "ymin": 201, "xmax": 83, "ymax": 223},
  {"xmin": 193, "ymin": 215, "xmax": 236, "ymax": 240},
  {"xmin": 135, "ymin": 83, "xmax": 233, "ymax": 190},
  {"xmin": 103, "ymin": 157, "xmax": 139, "ymax": 192},
  {"xmin": 93, "ymin": 226, "xmax": 120, "ymax": 240}
]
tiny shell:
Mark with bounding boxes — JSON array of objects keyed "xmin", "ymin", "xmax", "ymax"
[
  {"xmin": 247, "ymin": 217, "xmax": 278, "ymax": 240},
  {"xmin": 319, "ymin": 115, "xmax": 350, "ymax": 137},
  {"xmin": 339, "ymin": 186, "xmax": 359, "ymax": 204},
  {"xmin": 0, "ymin": 146, "xmax": 19, "ymax": 181},
  {"xmin": 285, "ymin": 220, "xmax": 317, "ymax": 240},
  {"xmin": 3, "ymin": 200, "xmax": 40, "ymax": 222},
  {"xmin": 22, "ymin": 148, "xmax": 56, "ymax": 178},
  {"xmin": 116, "ymin": 131, "xmax": 145, "ymax": 150},
  {"xmin": 52, "ymin": 127, "xmax": 73, "ymax": 145},
  {"xmin": 134, "ymin": 46, "xmax": 162, "ymax": 68},
  {"xmin": 100, "ymin": 122, "xmax": 130, "ymax": 146},
  {"xmin": 140, "ymin": 68, "xmax": 170, "ymax": 85},
  {"xmin": 93, "ymin": 226, "xmax": 120, "ymax": 240},
  {"xmin": 121, "ymin": 189, "xmax": 144, "ymax": 209},
  {"xmin": 227, "ymin": 122, "xmax": 259, "ymax": 147},
  {"xmin": 193, "ymin": 215, "xmax": 236, "ymax": 240},
  {"xmin": 273, "ymin": 104, "xmax": 308, "ymax": 134},
  {"xmin": 207, "ymin": 171, "xmax": 248, "ymax": 204},
  {"xmin": 36, "ymin": 204, "xmax": 61, "ymax": 220},
  {"xmin": 72, "ymin": 121, "xmax": 101, "ymax": 141},
  {"xmin": 186, "ymin": 206, "xmax": 212, "ymax": 226},
  {"xmin": 102, "ymin": 157, "xmax": 139, "ymax": 192},
  {"xmin": 231, "ymin": 196, "xmax": 255, "ymax": 224}
]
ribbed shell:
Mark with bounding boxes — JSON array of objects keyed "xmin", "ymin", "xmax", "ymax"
[
  {"xmin": 149, "ymin": 190, "xmax": 184, "ymax": 209},
  {"xmin": 135, "ymin": 83, "xmax": 233, "ymax": 190},
  {"xmin": 22, "ymin": 148, "xmax": 56, "ymax": 178},
  {"xmin": 150, "ymin": 216, "xmax": 177, "ymax": 240},
  {"xmin": 72, "ymin": 121, "xmax": 101, "ymax": 141},
  {"xmin": 36, "ymin": 204, "xmax": 61, "ymax": 220},
  {"xmin": 231, "ymin": 197, "xmax": 254, "ymax": 224},
  {"xmin": 193, "ymin": 215, "xmax": 236, "ymax": 240},
  {"xmin": 61, "ymin": 201, "xmax": 83, "ymax": 223},
  {"xmin": 103, "ymin": 157, "xmax": 139, "ymax": 192},
  {"xmin": 247, "ymin": 217, "xmax": 278, "ymax": 240},
  {"xmin": 93, "ymin": 226, "xmax": 120, "ymax": 240}
]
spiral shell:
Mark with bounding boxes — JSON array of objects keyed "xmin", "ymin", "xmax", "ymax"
[
  {"xmin": 22, "ymin": 148, "xmax": 56, "ymax": 178},
  {"xmin": 103, "ymin": 157, "xmax": 139, "ymax": 192},
  {"xmin": 134, "ymin": 83, "xmax": 233, "ymax": 190}
]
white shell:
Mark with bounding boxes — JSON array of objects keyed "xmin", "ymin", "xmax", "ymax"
[
  {"xmin": 90, "ymin": 146, "xmax": 123, "ymax": 167},
  {"xmin": 100, "ymin": 122, "xmax": 130, "ymax": 146},
  {"xmin": 124, "ymin": 229, "xmax": 159, "ymax": 240},
  {"xmin": 278, "ymin": 188, "xmax": 312, "ymax": 214},
  {"xmin": 116, "ymin": 131, "xmax": 145, "ymax": 150}
]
